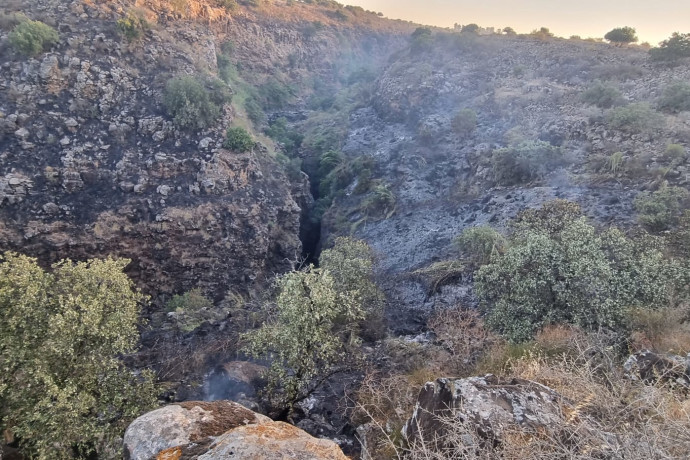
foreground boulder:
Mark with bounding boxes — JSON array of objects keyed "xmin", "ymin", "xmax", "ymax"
[{"xmin": 124, "ymin": 400, "xmax": 347, "ymax": 460}]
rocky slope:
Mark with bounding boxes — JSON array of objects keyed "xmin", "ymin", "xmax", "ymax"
[
  {"xmin": 0, "ymin": 0, "xmax": 411, "ymax": 304},
  {"xmin": 322, "ymin": 33, "xmax": 690, "ymax": 331}
]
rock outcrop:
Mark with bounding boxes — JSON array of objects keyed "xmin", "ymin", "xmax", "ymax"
[
  {"xmin": 402, "ymin": 375, "xmax": 571, "ymax": 448},
  {"xmin": 624, "ymin": 349, "xmax": 690, "ymax": 388},
  {"xmin": 124, "ymin": 400, "xmax": 347, "ymax": 460}
]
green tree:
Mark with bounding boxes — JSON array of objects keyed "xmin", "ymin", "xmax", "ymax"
[
  {"xmin": 0, "ymin": 254, "xmax": 157, "ymax": 459},
  {"xmin": 605, "ymin": 27, "xmax": 638, "ymax": 45},
  {"xmin": 461, "ymin": 23, "xmax": 480, "ymax": 34},
  {"xmin": 650, "ymin": 32, "xmax": 690, "ymax": 61},
  {"xmin": 8, "ymin": 20, "xmax": 58, "ymax": 56},
  {"xmin": 243, "ymin": 238, "xmax": 381, "ymax": 409},
  {"xmin": 476, "ymin": 203, "xmax": 684, "ymax": 342},
  {"xmin": 163, "ymin": 75, "xmax": 225, "ymax": 130},
  {"xmin": 223, "ymin": 126, "xmax": 254, "ymax": 152}
]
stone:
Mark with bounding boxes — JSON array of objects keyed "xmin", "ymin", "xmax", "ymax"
[
  {"xmin": 157, "ymin": 185, "xmax": 172, "ymax": 196},
  {"xmin": 14, "ymin": 127, "xmax": 29, "ymax": 139},
  {"xmin": 123, "ymin": 401, "xmax": 348, "ymax": 460},
  {"xmin": 624, "ymin": 350, "xmax": 690, "ymax": 388}
]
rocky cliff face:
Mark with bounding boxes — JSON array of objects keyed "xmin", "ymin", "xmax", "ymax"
[{"xmin": 0, "ymin": 0, "xmax": 410, "ymax": 302}]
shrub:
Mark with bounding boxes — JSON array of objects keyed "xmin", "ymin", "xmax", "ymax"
[
  {"xmin": 244, "ymin": 97, "xmax": 265, "ymax": 127},
  {"xmin": 604, "ymin": 26, "xmax": 638, "ymax": 45},
  {"xmin": 163, "ymin": 75, "xmax": 223, "ymax": 130},
  {"xmin": 634, "ymin": 184, "xmax": 690, "ymax": 231},
  {"xmin": 265, "ymin": 117, "xmax": 303, "ymax": 155},
  {"xmin": 530, "ymin": 27, "xmax": 554, "ymax": 40},
  {"xmin": 650, "ymin": 32, "xmax": 690, "ymax": 61},
  {"xmin": 491, "ymin": 140, "xmax": 563, "ymax": 185},
  {"xmin": 580, "ymin": 80, "xmax": 624, "ymax": 108},
  {"xmin": 454, "ymin": 226, "xmax": 507, "ymax": 266},
  {"xmin": 461, "ymin": 23, "xmax": 480, "ymax": 33},
  {"xmin": 476, "ymin": 202, "xmax": 685, "ymax": 342},
  {"xmin": 217, "ymin": 0, "xmax": 238, "ymax": 11},
  {"xmin": 451, "ymin": 108, "xmax": 477, "ymax": 137},
  {"xmin": 658, "ymin": 81, "xmax": 690, "ymax": 113},
  {"xmin": 0, "ymin": 254, "xmax": 157, "ymax": 458},
  {"xmin": 117, "ymin": 12, "xmax": 148, "ymax": 41},
  {"xmin": 165, "ymin": 288, "xmax": 215, "ymax": 332},
  {"xmin": 362, "ymin": 183, "xmax": 395, "ymax": 216},
  {"xmin": 8, "ymin": 20, "xmax": 58, "ymax": 56},
  {"xmin": 410, "ymin": 27, "xmax": 433, "ymax": 53},
  {"xmin": 663, "ymin": 144, "xmax": 687, "ymax": 164},
  {"xmin": 244, "ymin": 239, "xmax": 380, "ymax": 409},
  {"xmin": 223, "ymin": 126, "xmax": 254, "ymax": 152},
  {"xmin": 607, "ymin": 103, "xmax": 663, "ymax": 132}
]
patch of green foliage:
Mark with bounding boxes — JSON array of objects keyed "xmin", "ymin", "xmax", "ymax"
[
  {"xmin": 607, "ymin": 103, "xmax": 663, "ymax": 133},
  {"xmin": 604, "ymin": 27, "xmax": 638, "ymax": 45},
  {"xmin": 223, "ymin": 126, "xmax": 254, "ymax": 152},
  {"xmin": 476, "ymin": 201, "xmax": 687, "ymax": 342},
  {"xmin": 410, "ymin": 27, "xmax": 433, "ymax": 53},
  {"xmin": 455, "ymin": 226, "xmax": 507, "ymax": 266},
  {"xmin": 491, "ymin": 140, "xmax": 564, "ymax": 185},
  {"xmin": 663, "ymin": 144, "xmax": 687, "ymax": 165},
  {"xmin": 8, "ymin": 20, "xmax": 58, "ymax": 56},
  {"xmin": 117, "ymin": 12, "xmax": 148, "ymax": 41},
  {"xmin": 634, "ymin": 183, "xmax": 690, "ymax": 232},
  {"xmin": 580, "ymin": 80, "xmax": 624, "ymax": 108},
  {"xmin": 0, "ymin": 254, "xmax": 157, "ymax": 458},
  {"xmin": 362, "ymin": 183, "xmax": 396, "ymax": 217},
  {"xmin": 658, "ymin": 81, "xmax": 690, "ymax": 113},
  {"xmin": 164, "ymin": 75, "xmax": 229, "ymax": 130},
  {"xmin": 166, "ymin": 288, "xmax": 214, "ymax": 333},
  {"xmin": 650, "ymin": 33, "xmax": 690, "ymax": 62},
  {"xmin": 265, "ymin": 117, "xmax": 303, "ymax": 156},
  {"xmin": 451, "ymin": 108, "xmax": 478, "ymax": 137},
  {"xmin": 243, "ymin": 238, "xmax": 382, "ymax": 409}
]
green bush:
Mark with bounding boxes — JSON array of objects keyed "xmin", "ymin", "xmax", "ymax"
[
  {"xmin": 476, "ymin": 202, "xmax": 685, "ymax": 342},
  {"xmin": 244, "ymin": 97, "xmax": 265, "ymax": 127},
  {"xmin": 163, "ymin": 75, "xmax": 225, "ymax": 130},
  {"xmin": 604, "ymin": 26, "xmax": 638, "ymax": 45},
  {"xmin": 634, "ymin": 184, "xmax": 690, "ymax": 231},
  {"xmin": 8, "ymin": 20, "xmax": 58, "ymax": 56},
  {"xmin": 580, "ymin": 80, "xmax": 624, "ymax": 108},
  {"xmin": 455, "ymin": 226, "xmax": 507, "ymax": 266},
  {"xmin": 663, "ymin": 144, "xmax": 687, "ymax": 164},
  {"xmin": 265, "ymin": 117, "xmax": 303, "ymax": 155},
  {"xmin": 117, "ymin": 13, "xmax": 148, "ymax": 41},
  {"xmin": 451, "ymin": 108, "xmax": 477, "ymax": 137},
  {"xmin": 0, "ymin": 254, "xmax": 157, "ymax": 458},
  {"xmin": 223, "ymin": 126, "xmax": 254, "ymax": 152},
  {"xmin": 217, "ymin": 0, "xmax": 238, "ymax": 11},
  {"xmin": 650, "ymin": 33, "xmax": 690, "ymax": 61},
  {"xmin": 491, "ymin": 140, "xmax": 563, "ymax": 185},
  {"xmin": 658, "ymin": 81, "xmax": 690, "ymax": 113},
  {"xmin": 166, "ymin": 288, "xmax": 215, "ymax": 332},
  {"xmin": 607, "ymin": 103, "xmax": 663, "ymax": 132},
  {"xmin": 362, "ymin": 183, "xmax": 395, "ymax": 216}
]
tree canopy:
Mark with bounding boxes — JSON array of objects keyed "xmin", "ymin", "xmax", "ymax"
[
  {"xmin": 605, "ymin": 27, "xmax": 638, "ymax": 44},
  {"xmin": 0, "ymin": 254, "xmax": 157, "ymax": 459}
]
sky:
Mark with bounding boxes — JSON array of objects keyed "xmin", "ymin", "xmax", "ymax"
[{"xmin": 343, "ymin": 0, "xmax": 689, "ymax": 45}]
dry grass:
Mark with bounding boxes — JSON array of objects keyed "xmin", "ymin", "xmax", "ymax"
[{"xmin": 627, "ymin": 306, "xmax": 690, "ymax": 355}]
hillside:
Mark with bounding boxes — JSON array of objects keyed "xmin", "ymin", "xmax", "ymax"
[{"xmin": 2, "ymin": 1, "xmax": 690, "ymax": 459}]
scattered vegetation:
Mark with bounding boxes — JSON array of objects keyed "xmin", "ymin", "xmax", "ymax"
[
  {"xmin": 8, "ymin": 20, "xmax": 58, "ymax": 56},
  {"xmin": 0, "ymin": 254, "xmax": 157, "ymax": 458},
  {"xmin": 117, "ymin": 12, "xmax": 148, "ymax": 41},
  {"xmin": 166, "ymin": 288, "xmax": 215, "ymax": 333}
]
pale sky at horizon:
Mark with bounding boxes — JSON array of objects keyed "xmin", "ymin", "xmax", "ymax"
[{"xmin": 343, "ymin": 0, "xmax": 689, "ymax": 45}]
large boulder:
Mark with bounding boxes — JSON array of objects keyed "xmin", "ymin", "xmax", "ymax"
[{"xmin": 124, "ymin": 400, "xmax": 347, "ymax": 460}]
